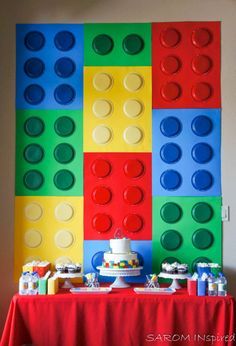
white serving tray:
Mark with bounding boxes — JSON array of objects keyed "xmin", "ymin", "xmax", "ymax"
[
  {"xmin": 134, "ymin": 287, "xmax": 176, "ymax": 295},
  {"xmin": 70, "ymin": 287, "xmax": 112, "ymax": 294}
]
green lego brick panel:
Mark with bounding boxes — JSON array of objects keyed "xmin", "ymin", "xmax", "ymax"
[
  {"xmin": 84, "ymin": 23, "xmax": 151, "ymax": 66},
  {"xmin": 15, "ymin": 110, "xmax": 83, "ymax": 196},
  {"xmin": 152, "ymin": 196, "xmax": 222, "ymax": 273}
]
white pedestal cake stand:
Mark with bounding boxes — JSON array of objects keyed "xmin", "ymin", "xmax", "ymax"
[
  {"xmin": 97, "ymin": 266, "xmax": 143, "ymax": 288},
  {"xmin": 158, "ymin": 272, "xmax": 191, "ymax": 289},
  {"xmin": 55, "ymin": 272, "xmax": 83, "ymax": 288}
]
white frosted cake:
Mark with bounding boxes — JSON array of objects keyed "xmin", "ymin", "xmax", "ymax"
[{"xmin": 102, "ymin": 237, "xmax": 139, "ymax": 269}]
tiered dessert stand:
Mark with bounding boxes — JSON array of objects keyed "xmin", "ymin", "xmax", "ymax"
[
  {"xmin": 158, "ymin": 272, "xmax": 191, "ymax": 289},
  {"xmin": 97, "ymin": 266, "xmax": 143, "ymax": 288}
]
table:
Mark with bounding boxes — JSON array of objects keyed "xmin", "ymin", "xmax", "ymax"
[{"xmin": 1, "ymin": 286, "xmax": 235, "ymax": 346}]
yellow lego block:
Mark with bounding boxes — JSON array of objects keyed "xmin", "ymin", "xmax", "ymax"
[
  {"xmin": 14, "ymin": 196, "xmax": 83, "ymax": 281},
  {"xmin": 84, "ymin": 66, "xmax": 152, "ymax": 152},
  {"xmin": 48, "ymin": 275, "xmax": 59, "ymax": 295}
]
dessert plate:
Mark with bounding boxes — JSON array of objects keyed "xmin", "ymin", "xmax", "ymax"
[
  {"xmin": 133, "ymin": 287, "xmax": 176, "ymax": 295},
  {"xmin": 70, "ymin": 287, "xmax": 112, "ymax": 294}
]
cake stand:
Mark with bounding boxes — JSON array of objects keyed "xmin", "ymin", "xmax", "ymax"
[
  {"xmin": 55, "ymin": 272, "xmax": 83, "ymax": 288},
  {"xmin": 97, "ymin": 266, "xmax": 143, "ymax": 288},
  {"xmin": 158, "ymin": 272, "xmax": 191, "ymax": 289}
]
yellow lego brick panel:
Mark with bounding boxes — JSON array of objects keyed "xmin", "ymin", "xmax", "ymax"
[
  {"xmin": 14, "ymin": 196, "xmax": 83, "ymax": 281},
  {"xmin": 84, "ymin": 66, "xmax": 152, "ymax": 152}
]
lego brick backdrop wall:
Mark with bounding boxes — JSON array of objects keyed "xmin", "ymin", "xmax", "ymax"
[{"xmin": 1, "ymin": 0, "xmax": 236, "ymax": 335}]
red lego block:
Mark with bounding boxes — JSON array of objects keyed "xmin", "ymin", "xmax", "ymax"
[
  {"xmin": 152, "ymin": 22, "xmax": 221, "ymax": 109},
  {"xmin": 84, "ymin": 153, "xmax": 152, "ymax": 240}
]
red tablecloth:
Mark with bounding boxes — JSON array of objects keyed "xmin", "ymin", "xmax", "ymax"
[{"xmin": 1, "ymin": 286, "xmax": 235, "ymax": 346}]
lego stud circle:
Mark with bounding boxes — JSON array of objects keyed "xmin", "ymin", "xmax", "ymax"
[
  {"xmin": 123, "ymin": 214, "xmax": 143, "ymax": 233},
  {"xmin": 160, "ymin": 28, "xmax": 181, "ymax": 47},
  {"xmin": 192, "ymin": 202, "xmax": 213, "ymax": 223},
  {"xmin": 24, "ymin": 31, "xmax": 45, "ymax": 51},
  {"xmin": 191, "ymin": 115, "xmax": 213, "ymax": 137},
  {"xmin": 24, "ymin": 230, "xmax": 42, "ymax": 248},
  {"xmin": 54, "ymin": 31, "xmax": 75, "ymax": 51},
  {"xmin": 124, "ymin": 73, "xmax": 143, "ymax": 91},
  {"xmin": 24, "ymin": 117, "xmax": 45, "ymax": 137},
  {"xmin": 92, "ymin": 125, "xmax": 113, "ymax": 144},
  {"xmin": 160, "ymin": 202, "xmax": 182, "ymax": 223},
  {"xmin": 24, "ymin": 58, "xmax": 45, "ymax": 78},
  {"xmin": 161, "ymin": 230, "xmax": 182, "ymax": 250},
  {"xmin": 192, "ymin": 82, "xmax": 212, "ymax": 101},
  {"xmin": 123, "ymin": 99, "xmax": 143, "ymax": 118},
  {"xmin": 54, "ymin": 84, "xmax": 75, "ymax": 105},
  {"xmin": 24, "ymin": 144, "xmax": 44, "ymax": 164},
  {"xmin": 192, "ymin": 55, "xmax": 212, "ymax": 75},
  {"xmin": 160, "ymin": 56, "xmax": 181, "ymax": 75},
  {"xmin": 24, "ymin": 170, "xmax": 44, "ymax": 190},
  {"xmin": 24, "ymin": 203, "xmax": 43, "ymax": 221},
  {"xmin": 192, "ymin": 229, "xmax": 214, "ymax": 249},
  {"xmin": 54, "ymin": 57, "xmax": 75, "ymax": 78},
  {"xmin": 55, "ymin": 203, "xmax": 74, "ymax": 221},
  {"xmin": 122, "ymin": 34, "xmax": 144, "ymax": 55},
  {"xmin": 123, "ymin": 159, "xmax": 144, "ymax": 178},
  {"xmin": 92, "ymin": 213, "xmax": 112, "ymax": 233},
  {"xmin": 191, "ymin": 170, "xmax": 213, "ymax": 191},
  {"xmin": 91, "ymin": 159, "xmax": 112, "ymax": 178},
  {"xmin": 92, "ymin": 186, "xmax": 112, "ymax": 205},
  {"xmin": 192, "ymin": 28, "xmax": 212, "ymax": 48},
  {"xmin": 123, "ymin": 126, "xmax": 143, "ymax": 145},
  {"xmin": 55, "ymin": 256, "xmax": 72, "ymax": 265},
  {"xmin": 54, "ymin": 116, "xmax": 75, "ymax": 137},
  {"xmin": 55, "ymin": 230, "xmax": 74, "ymax": 248},
  {"xmin": 123, "ymin": 186, "xmax": 144, "ymax": 205},
  {"xmin": 92, "ymin": 99, "xmax": 113, "ymax": 118},
  {"xmin": 24, "ymin": 84, "xmax": 45, "ymax": 105},
  {"xmin": 160, "ymin": 143, "xmax": 182, "ymax": 164},
  {"xmin": 160, "ymin": 170, "xmax": 182, "ymax": 190},
  {"xmin": 161, "ymin": 82, "xmax": 182, "ymax": 101},
  {"xmin": 93, "ymin": 73, "xmax": 113, "ymax": 91},
  {"xmin": 54, "ymin": 143, "xmax": 75, "ymax": 163},
  {"xmin": 92, "ymin": 252, "xmax": 105, "ymax": 272},
  {"xmin": 191, "ymin": 143, "xmax": 213, "ymax": 163},
  {"xmin": 160, "ymin": 116, "xmax": 182, "ymax": 137},
  {"xmin": 54, "ymin": 169, "xmax": 75, "ymax": 190},
  {"xmin": 92, "ymin": 34, "xmax": 114, "ymax": 55}
]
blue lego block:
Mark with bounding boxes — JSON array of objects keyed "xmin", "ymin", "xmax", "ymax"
[
  {"xmin": 84, "ymin": 240, "xmax": 152, "ymax": 283},
  {"xmin": 152, "ymin": 109, "xmax": 221, "ymax": 196},
  {"xmin": 16, "ymin": 24, "xmax": 84, "ymax": 109}
]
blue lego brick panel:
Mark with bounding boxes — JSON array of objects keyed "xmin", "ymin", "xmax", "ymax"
[
  {"xmin": 16, "ymin": 24, "xmax": 84, "ymax": 109},
  {"xmin": 84, "ymin": 240, "xmax": 152, "ymax": 283},
  {"xmin": 152, "ymin": 109, "xmax": 221, "ymax": 196}
]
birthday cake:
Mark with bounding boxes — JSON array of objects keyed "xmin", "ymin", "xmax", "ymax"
[{"xmin": 102, "ymin": 237, "xmax": 139, "ymax": 269}]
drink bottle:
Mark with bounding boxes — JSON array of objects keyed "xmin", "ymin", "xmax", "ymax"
[
  {"xmin": 218, "ymin": 273, "xmax": 227, "ymax": 296},
  {"xmin": 208, "ymin": 274, "xmax": 217, "ymax": 296}
]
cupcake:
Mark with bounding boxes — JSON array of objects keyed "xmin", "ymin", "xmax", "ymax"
[
  {"xmin": 165, "ymin": 264, "xmax": 175, "ymax": 274},
  {"xmin": 75, "ymin": 263, "xmax": 82, "ymax": 273},
  {"xmin": 177, "ymin": 264, "xmax": 188, "ymax": 274},
  {"xmin": 162, "ymin": 262, "xmax": 168, "ymax": 272},
  {"xmin": 67, "ymin": 263, "xmax": 77, "ymax": 273},
  {"xmin": 55, "ymin": 263, "xmax": 65, "ymax": 273}
]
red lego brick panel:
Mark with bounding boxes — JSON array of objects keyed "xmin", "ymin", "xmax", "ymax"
[
  {"xmin": 84, "ymin": 153, "xmax": 152, "ymax": 240},
  {"xmin": 152, "ymin": 22, "xmax": 221, "ymax": 109}
]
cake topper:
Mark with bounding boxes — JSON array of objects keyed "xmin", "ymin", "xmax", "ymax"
[{"xmin": 114, "ymin": 228, "xmax": 123, "ymax": 239}]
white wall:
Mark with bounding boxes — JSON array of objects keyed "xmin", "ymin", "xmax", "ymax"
[{"xmin": 0, "ymin": 0, "xmax": 236, "ymax": 334}]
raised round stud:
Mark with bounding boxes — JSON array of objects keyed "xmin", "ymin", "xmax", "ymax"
[
  {"xmin": 24, "ymin": 144, "xmax": 44, "ymax": 164},
  {"xmin": 192, "ymin": 202, "xmax": 213, "ymax": 223},
  {"xmin": 92, "ymin": 125, "xmax": 112, "ymax": 144},
  {"xmin": 192, "ymin": 82, "xmax": 212, "ymax": 101},
  {"xmin": 122, "ymin": 34, "xmax": 144, "ymax": 55},
  {"xmin": 160, "ymin": 170, "xmax": 182, "ymax": 190},
  {"xmin": 92, "ymin": 99, "xmax": 113, "ymax": 118},
  {"xmin": 160, "ymin": 143, "xmax": 182, "ymax": 164},
  {"xmin": 161, "ymin": 82, "xmax": 182, "ymax": 101},
  {"xmin": 54, "ymin": 170, "xmax": 75, "ymax": 190},
  {"xmin": 160, "ymin": 202, "xmax": 182, "ymax": 223},
  {"xmin": 54, "ymin": 31, "xmax": 75, "ymax": 51},
  {"xmin": 93, "ymin": 73, "xmax": 113, "ymax": 91},
  {"xmin": 91, "ymin": 159, "xmax": 112, "ymax": 178},
  {"xmin": 55, "ymin": 203, "xmax": 74, "ymax": 221},
  {"xmin": 160, "ymin": 28, "xmax": 181, "ymax": 47},
  {"xmin": 123, "ymin": 126, "xmax": 143, "ymax": 145},
  {"xmin": 124, "ymin": 73, "xmax": 143, "ymax": 92},
  {"xmin": 92, "ymin": 34, "xmax": 114, "ymax": 55},
  {"xmin": 92, "ymin": 213, "xmax": 112, "ymax": 233},
  {"xmin": 192, "ymin": 170, "xmax": 213, "ymax": 191},
  {"xmin": 24, "ymin": 31, "xmax": 45, "ymax": 51},
  {"xmin": 160, "ymin": 56, "xmax": 181, "ymax": 75},
  {"xmin": 24, "ymin": 58, "xmax": 45, "ymax": 78},
  {"xmin": 160, "ymin": 116, "xmax": 182, "ymax": 137},
  {"xmin": 54, "ymin": 116, "xmax": 75, "ymax": 137},
  {"xmin": 123, "ymin": 99, "xmax": 143, "ymax": 118},
  {"xmin": 123, "ymin": 159, "xmax": 144, "ymax": 178},
  {"xmin": 24, "ymin": 230, "xmax": 42, "ymax": 248},
  {"xmin": 192, "ymin": 55, "xmax": 212, "ymax": 75},
  {"xmin": 123, "ymin": 186, "xmax": 144, "ymax": 205},
  {"xmin": 24, "ymin": 117, "xmax": 44, "ymax": 137},
  {"xmin": 55, "ymin": 230, "xmax": 74, "ymax": 248},
  {"xmin": 191, "ymin": 143, "xmax": 213, "ymax": 163},
  {"xmin": 24, "ymin": 170, "xmax": 44, "ymax": 190},
  {"xmin": 54, "ymin": 143, "xmax": 75, "ymax": 163},
  {"xmin": 92, "ymin": 186, "xmax": 112, "ymax": 205},
  {"xmin": 54, "ymin": 57, "xmax": 75, "ymax": 78},
  {"xmin": 24, "ymin": 203, "xmax": 43, "ymax": 221},
  {"xmin": 161, "ymin": 230, "xmax": 182, "ymax": 250},
  {"xmin": 192, "ymin": 28, "xmax": 212, "ymax": 48},
  {"xmin": 192, "ymin": 229, "xmax": 214, "ymax": 249},
  {"xmin": 54, "ymin": 84, "xmax": 75, "ymax": 105},
  {"xmin": 123, "ymin": 214, "xmax": 143, "ymax": 233},
  {"xmin": 24, "ymin": 84, "xmax": 45, "ymax": 105},
  {"xmin": 191, "ymin": 115, "xmax": 213, "ymax": 137}
]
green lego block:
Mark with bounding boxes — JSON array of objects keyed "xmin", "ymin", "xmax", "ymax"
[
  {"xmin": 84, "ymin": 23, "xmax": 151, "ymax": 66},
  {"xmin": 15, "ymin": 110, "xmax": 83, "ymax": 196},
  {"xmin": 153, "ymin": 196, "xmax": 222, "ymax": 273}
]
